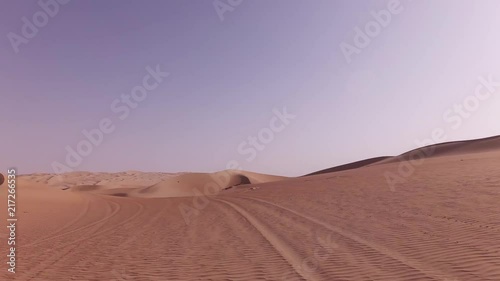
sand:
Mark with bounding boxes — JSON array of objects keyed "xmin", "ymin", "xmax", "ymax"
[{"xmin": 1, "ymin": 137, "xmax": 499, "ymax": 280}]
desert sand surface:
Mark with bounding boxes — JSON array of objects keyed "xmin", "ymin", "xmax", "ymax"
[{"xmin": 1, "ymin": 138, "xmax": 500, "ymax": 280}]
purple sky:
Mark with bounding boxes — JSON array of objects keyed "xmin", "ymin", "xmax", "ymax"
[{"xmin": 2, "ymin": 0, "xmax": 500, "ymax": 176}]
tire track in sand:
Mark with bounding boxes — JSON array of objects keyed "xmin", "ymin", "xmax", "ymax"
[
  {"xmin": 18, "ymin": 196, "xmax": 144, "ymax": 281},
  {"xmin": 214, "ymin": 198, "xmax": 322, "ymax": 281},
  {"xmin": 21, "ymin": 193, "xmax": 92, "ymax": 248},
  {"xmin": 237, "ymin": 195, "xmax": 456, "ymax": 281}
]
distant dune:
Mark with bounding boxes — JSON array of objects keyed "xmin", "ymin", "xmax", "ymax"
[
  {"xmin": 303, "ymin": 156, "xmax": 391, "ymax": 176},
  {"xmin": 21, "ymin": 171, "xmax": 180, "ymax": 188},
  {"xmin": 130, "ymin": 170, "xmax": 287, "ymax": 198},
  {"xmin": 306, "ymin": 134, "xmax": 500, "ymax": 176},
  {"xmin": 20, "ymin": 135, "xmax": 500, "ymax": 195},
  {"xmin": 377, "ymin": 134, "xmax": 500, "ymax": 165},
  {"xmin": 21, "ymin": 170, "xmax": 287, "ymax": 199},
  {"xmin": 7, "ymin": 134, "xmax": 500, "ymax": 280}
]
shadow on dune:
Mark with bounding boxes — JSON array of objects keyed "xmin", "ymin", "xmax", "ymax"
[
  {"xmin": 67, "ymin": 185, "xmax": 103, "ymax": 192},
  {"xmin": 111, "ymin": 193, "xmax": 129, "ymax": 197},
  {"xmin": 236, "ymin": 174, "xmax": 251, "ymax": 185},
  {"xmin": 305, "ymin": 135, "xmax": 500, "ymax": 176},
  {"xmin": 118, "ymin": 170, "xmax": 287, "ymax": 198},
  {"xmin": 303, "ymin": 156, "xmax": 391, "ymax": 176},
  {"xmin": 54, "ymin": 135, "xmax": 500, "ymax": 198}
]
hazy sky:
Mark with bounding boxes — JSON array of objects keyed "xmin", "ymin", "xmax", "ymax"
[{"xmin": 2, "ymin": 0, "xmax": 500, "ymax": 176}]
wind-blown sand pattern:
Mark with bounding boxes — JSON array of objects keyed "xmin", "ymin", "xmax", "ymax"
[{"xmin": 1, "ymin": 137, "xmax": 500, "ymax": 280}]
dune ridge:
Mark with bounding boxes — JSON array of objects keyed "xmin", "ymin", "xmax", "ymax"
[
  {"xmin": 7, "ymin": 140, "xmax": 500, "ymax": 280},
  {"xmin": 20, "ymin": 170, "xmax": 287, "ymax": 199},
  {"xmin": 304, "ymin": 156, "xmax": 391, "ymax": 176},
  {"xmin": 131, "ymin": 170, "xmax": 287, "ymax": 198},
  {"xmin": 19, "ymin": 135, "xmax": 500, "ymax": 196},
  {"xmin": 306, "ymin": 134, "xmax": 500, "ymax": 176},
  {"xmin": 378, "ymin": 134, "xmax": 500, "ymax": 165},
  {"xmin": 5, "ymin": 134, "xmax": 500, "ymax": 280}
]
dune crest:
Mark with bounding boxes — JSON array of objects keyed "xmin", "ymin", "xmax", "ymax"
[
  {"xmin": 20, "ymin": 170, "xmax": 287, "ymax": 199},
  {"xmin": 132, "ymin": 170, "xmax": 287, "ymax": 198},
  {"xmin": 379, "ymin": 134, "xmax": 500, "ymax": 165},
  {"xmin": 7, "ymin": 134, "xmax": 500, "ymax": 280},
  {"xmin": 307, "ymin": 134, "xmax": 500, "ymax": 176}
]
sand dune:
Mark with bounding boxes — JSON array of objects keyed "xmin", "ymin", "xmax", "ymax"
[
  {"xmin": 3, "ymin": 136, "xmax": 500, "ymax": 280},
  {"xmin": 21, "ymin": 171, "xmax": 181, "ymax": 189},
  {"xmin": 304, "ymin": 156, "xmax": 391, "ymax": 176},
  {"xmin": 130, "ymin": 170, "xmax": 287, "ymax": 198},
  {"xmin": 307, "ymin": 134, "xmax": 500, "ymax": 176},
  {"xmin": 378, "ymin": 134, "xmax": 500, "ymax": 165},
  {"xmin": 23, "ymin": 170, "xmax": 287, "ymax": 199}
]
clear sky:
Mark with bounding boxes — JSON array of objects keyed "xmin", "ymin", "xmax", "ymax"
[{"xmin": 1, "ymin": 0, "xmax": 500, "ymax": 176}]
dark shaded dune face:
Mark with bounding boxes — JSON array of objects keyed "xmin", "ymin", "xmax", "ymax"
[
  {"xmin": 224, "ymin": 175, "xmax": 252, "ymax": 189},
  {"xmin": 236, "ymin": 175, "xmax": 251, "ymax": 185},
  {"xmin": 304, "ymin": 156, "xmax": 391, "ymax": 176},
  {"xmin": 111, "ymin": 193, "xmax": 128, "ymax": 197},
  {"xmin": 306, "ymin": 135, "xmax": 500, "ymax": 176},
  {"xmin": 68, "ymin": 185, "xmax": 102, "ymax": 192}
]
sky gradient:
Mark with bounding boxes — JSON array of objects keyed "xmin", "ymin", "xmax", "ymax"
[{"xmin": 2, "ymin": 0, "xmax": 500, "ymax": 176}]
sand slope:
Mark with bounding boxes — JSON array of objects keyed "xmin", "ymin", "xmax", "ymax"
[
  {"xmin": 304, "ymin": 156, "xmax": 391, "ymax": 176},
  {"xmin": 21, "ymin": 170, "xmax": 287, "ymax": 199},
  {"xmin": 21, "ymin": 171, "xmax": 180, "ymax": 189},
  {"xmin": 4, "ymin": 151, "xmax": 500, "ymax": 280},
  {"xmin": 378, "ymin": 134, "xmax": 500, "ymax": 166},
  {"xmin": 3, "ymin": 137, "xmax": 500, "ymax": 280},
  {"xmin": 131, "ymin": 170, "xmax": 287, "ymax": 198},
  {"xmin": 307, "ymin": 134, "xmax": 500, "ymax": 175}
]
